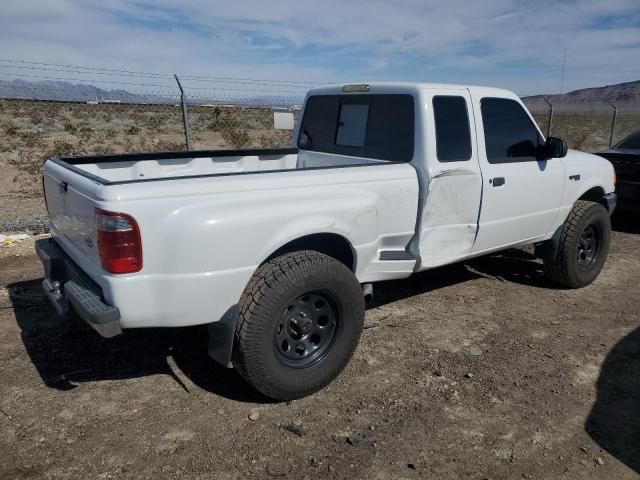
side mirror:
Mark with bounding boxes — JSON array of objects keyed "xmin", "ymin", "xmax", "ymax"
[{"xmin": 544, "ymin": 137, "xmax": 568, "ymax": 158}]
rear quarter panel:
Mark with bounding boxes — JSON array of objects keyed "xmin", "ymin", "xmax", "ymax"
[{"xmin": 97, "ymin": 163, "xmax": 418, "ymax": 328}]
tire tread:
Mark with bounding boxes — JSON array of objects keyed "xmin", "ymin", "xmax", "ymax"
[{"xmin": 234, "ymin": 250, "xmax": 363, "ymax": 400}]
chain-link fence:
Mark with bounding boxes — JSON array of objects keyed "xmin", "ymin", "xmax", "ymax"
[
  {"xmin": 0, "ymin": 60, "xmax": 312, "ymax": 184},
  {"xmin": 526, "ymin": 99, "xmax": 640, "ymax": 152},
  {"xmin": 1, "ymin": 60, "xmax": 639, "ymax": 181}
]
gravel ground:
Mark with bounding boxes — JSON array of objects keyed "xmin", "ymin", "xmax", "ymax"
[{"xmin": 0, "ymin": 214, "xmax": 638, "ymax": 480}]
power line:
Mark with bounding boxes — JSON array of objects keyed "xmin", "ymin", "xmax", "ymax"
[
  {"xmin": 0, "ymin": 58, "xmax": 172, "ymax": 78},
  {"xmin": 181, "ymin": 74, "xmax": 326, "ymax": 86},
  {"xmin": 0, "ymin": 62, "xmax": 175, "ymax": 81}
]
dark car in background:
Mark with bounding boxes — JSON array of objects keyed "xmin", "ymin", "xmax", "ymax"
[{"xmin": 597, "ymin": 131, "xmax": 640, "ymax": 214}]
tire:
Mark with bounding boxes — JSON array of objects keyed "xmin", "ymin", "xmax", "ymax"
[
  {"xmin": 543, "ymin": 200, "xmax": 611, "ymax": 288},
  {"xmin": 233, "ymin": 250, "xmax": 364, "ymax": 400}
]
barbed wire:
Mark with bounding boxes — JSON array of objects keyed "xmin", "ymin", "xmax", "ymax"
[
  {"xmin": 0, "ymin": 72, "xmax": 312, "ymax": 97},
  {"xmin": 0, "ymin": 58, "xmax": 327, "ymax": 86}
]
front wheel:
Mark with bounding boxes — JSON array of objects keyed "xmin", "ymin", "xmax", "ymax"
[
  {"xmin": 543, "ymin": 200, "xmax": 611, "ymax": 288},
  {"xmin": 233, "ymin": 251, "xmax": 364, "ymax": 400}
]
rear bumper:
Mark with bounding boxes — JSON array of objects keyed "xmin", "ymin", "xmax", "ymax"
[
  {"xmin": 603, "ymin": 192, "xmax": 617, "ymax": 215},
  {"xmin": 35, "ymin": 238, "xmax": 122, "ymax": 338}
]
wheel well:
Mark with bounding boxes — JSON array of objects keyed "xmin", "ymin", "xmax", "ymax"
[
  {"xmin": 579, "ymin": 187, "xmax": 606, "ymax": 209},
  {"xmin": 265, "ymin": 233, "xmax": 355, "ymax": 271}
]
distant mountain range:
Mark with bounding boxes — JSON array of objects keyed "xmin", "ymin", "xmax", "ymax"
[
  {"xmin": 523, "ymin": 80, "xmax": 640, "ymax": 112},
  {"xmin": 0, "ymin": 79, "xmax": 161, "ymax": 103},
  {"xmin": 0, "ymin": 79, "xmax": 302, "ymax": 107}
]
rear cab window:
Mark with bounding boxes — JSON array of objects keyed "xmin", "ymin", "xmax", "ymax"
[{"xmin": 298, "ymin": 94, "xmax": 415, "ymax": 162}]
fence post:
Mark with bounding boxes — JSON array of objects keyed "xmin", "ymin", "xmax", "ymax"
[
  {"xmin": 542, "ymin": 96, "xmax": 553, "ymax": 138},
  {"xmin": 607, "ymin": 101, "xmax": 617, "ymax": 148},
  {"xmin": 174, "ymin": 74, "xmax": 192, "ymax": 151}
]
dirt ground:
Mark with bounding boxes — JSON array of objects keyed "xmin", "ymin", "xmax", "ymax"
[{"xmin": 0, "ymin": 216, "xmax": 639, "ymax": 480}]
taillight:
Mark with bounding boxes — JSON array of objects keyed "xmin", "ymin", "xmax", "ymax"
[{"xmin": 95, "ymin": 208, "xmax": 142, "ymax": 274}]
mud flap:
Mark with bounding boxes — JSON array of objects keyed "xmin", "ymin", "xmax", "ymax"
[{"xmin": 207, "ymin": 305, "xmax": 239, "ymax": 367}]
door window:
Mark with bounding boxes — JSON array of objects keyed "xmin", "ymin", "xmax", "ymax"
[
  {"xmin": 433, "ymin": 96, "xmax": 472, "ymax": 162},
  {"xmin": 481, "ymin": 98, "xmax": 543, "ymax": 164}
]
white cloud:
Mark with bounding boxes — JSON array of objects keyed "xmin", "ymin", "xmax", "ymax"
[{"xmin": 1, "ymin": 0, "xmax": 639, "ymax": 95}]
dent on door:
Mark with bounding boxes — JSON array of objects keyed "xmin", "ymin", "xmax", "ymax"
[{"xmin": 419, "ymin": 167, "xmax": 482, "ymax": 269}]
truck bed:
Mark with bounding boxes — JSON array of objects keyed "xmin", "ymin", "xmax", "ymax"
[
  {"xmin": 42, "ymin": 146, "xmax": 419, "ymax": 329},
  {"xmin": 54, "ymin": 148, "xmax": 387, "ymax": 185}
]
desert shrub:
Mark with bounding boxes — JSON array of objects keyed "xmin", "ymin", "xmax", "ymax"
[
  {"xmin": 69, "ymin": 107, "xmax": 86, "ymax": 120},
  {"xmin": 200, "ymin": 106, "xmax": 223, "ymax": 130},
  {"xmin": 48, "ymin": 140, "xmax": 78, "ymax": 158},
  {"xmin": 30, "ymin": 113, "xmax": 43, "ymax": 125},
  {"xmin": 77, "ymin": 126, "xmax": 95, "ymax": 143},
  {"xmin": 17, "ymin": 131, "xmax": 45, "ymax": 147},
  {"xmin": 130, "ymin": 110, "xmax": 145, "ymax": 123},
  {"xmin": 5, "ymin": 123, "xmax": 19, "ymax": 136},
  {"xmin": 154, "ymin": 140, "xmax": 185, "ymax": 152},
  {"xmin": 571, "ymin": 132, "xmax": 593, "ymax": 151},
  {"xmin": 126, "ymin": 125, "xmax": 141, "ymax": 135},
  {"xmin": 221, "ymin": 127, "xmax": 251, "ymax": 149},
  {"xmin": 257, "ymin": 130, "xmax": 292, "ymax": 148},
  {"xmin": 145, "ymin": 115, "xmax": 164, "ymax": 129},
  {"xmin": 8, "ymin": 140, "xmax": 78, "ymax": 175},
  {"xmin": 63, "ymin": 121, "xmax": 78, "ymax": 134}
]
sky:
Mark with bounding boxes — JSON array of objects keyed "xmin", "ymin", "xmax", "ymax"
[{"xmin": 1, "ymin": 0, "xmax": 639, "ymax": 99}]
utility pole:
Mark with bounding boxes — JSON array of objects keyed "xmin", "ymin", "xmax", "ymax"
[{"xmin": 560, "ymin": 48, "xmax": 567, "ymax": 94}]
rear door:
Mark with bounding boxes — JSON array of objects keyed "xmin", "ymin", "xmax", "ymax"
[
  {"xmin": 418, "ymin": 89, "xmax": 483, "ymax": 268},
  {"xmin": 471, "ymin": 96, "xmax": 565, "ymax": 252}
]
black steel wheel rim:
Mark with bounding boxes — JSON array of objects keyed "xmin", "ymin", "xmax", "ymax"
[
  {"xmin": 273, "ymin": 290, "xmax": 340, "ymax": 369},
  {"xmin": 577, "ymin": 223, "xmax": 602, "ymax": 271}
]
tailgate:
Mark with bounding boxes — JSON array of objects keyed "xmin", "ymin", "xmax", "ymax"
[{"xmin": 43, "ymin": 160, "xmax": 100, "ymax": 271}]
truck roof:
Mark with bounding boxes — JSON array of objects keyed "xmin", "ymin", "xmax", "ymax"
[{"xmin": 307, "ymin": 82, "xmax": 518, "ymax": 99}]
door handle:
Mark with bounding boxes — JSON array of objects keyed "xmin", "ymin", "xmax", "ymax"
[{"xmin": 490, "ymin": 177, "xmax": 505, "ymax": 187}]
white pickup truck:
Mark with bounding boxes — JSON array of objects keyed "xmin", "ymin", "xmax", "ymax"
[{"xmin": 37, "ymin": 83, "xmax": 616, "ymax": 400}]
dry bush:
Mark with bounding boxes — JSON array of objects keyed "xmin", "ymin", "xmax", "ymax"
[
  {"xmin": 221, "ymin": 127, "xmax": 251, "ymax": 149},
  {"xmin": 63, "ymin": 121, "xmax": 78, "ymax": 134},
  {"xmin": 257, "ymin": 130, "xmax": 292, "ymax": 148},
  {"xmin": 154, "ymin": 140, "xmax": 185, "ymax": 152},
  {"xmin": 4, "ymin": 123, "xmax": 19, "ymax": 136},
  {"xmin": 127, "ymin": 126, "xmax": 141, "ymax": 135},
  {"xmin": 145, "ymin": 115, "xmax": 164, "ymax": 129},
  {"xmin": 8, "ymin": 140, "xmax": 78, "ymax": 175},
  {"xmin": 17, "ymin": 131, "xmax": 45, "ymax": 148},
  {"xmin": 30, "ymin": 113, "xmax": 43, "ymax": 125}
]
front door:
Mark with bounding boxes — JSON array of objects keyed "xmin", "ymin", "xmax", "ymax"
[{"xmin": 471, "ymin": 96, "xmax": 565, "ymax": 253}]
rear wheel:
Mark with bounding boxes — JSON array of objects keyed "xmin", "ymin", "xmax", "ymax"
[
  {"xmin": 543, "ymin": 200, "xmax": 611, "ymax": 288},
  {"xmin": 234, "ymin": 251, "xmax": 364, "ymax": 400}
]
